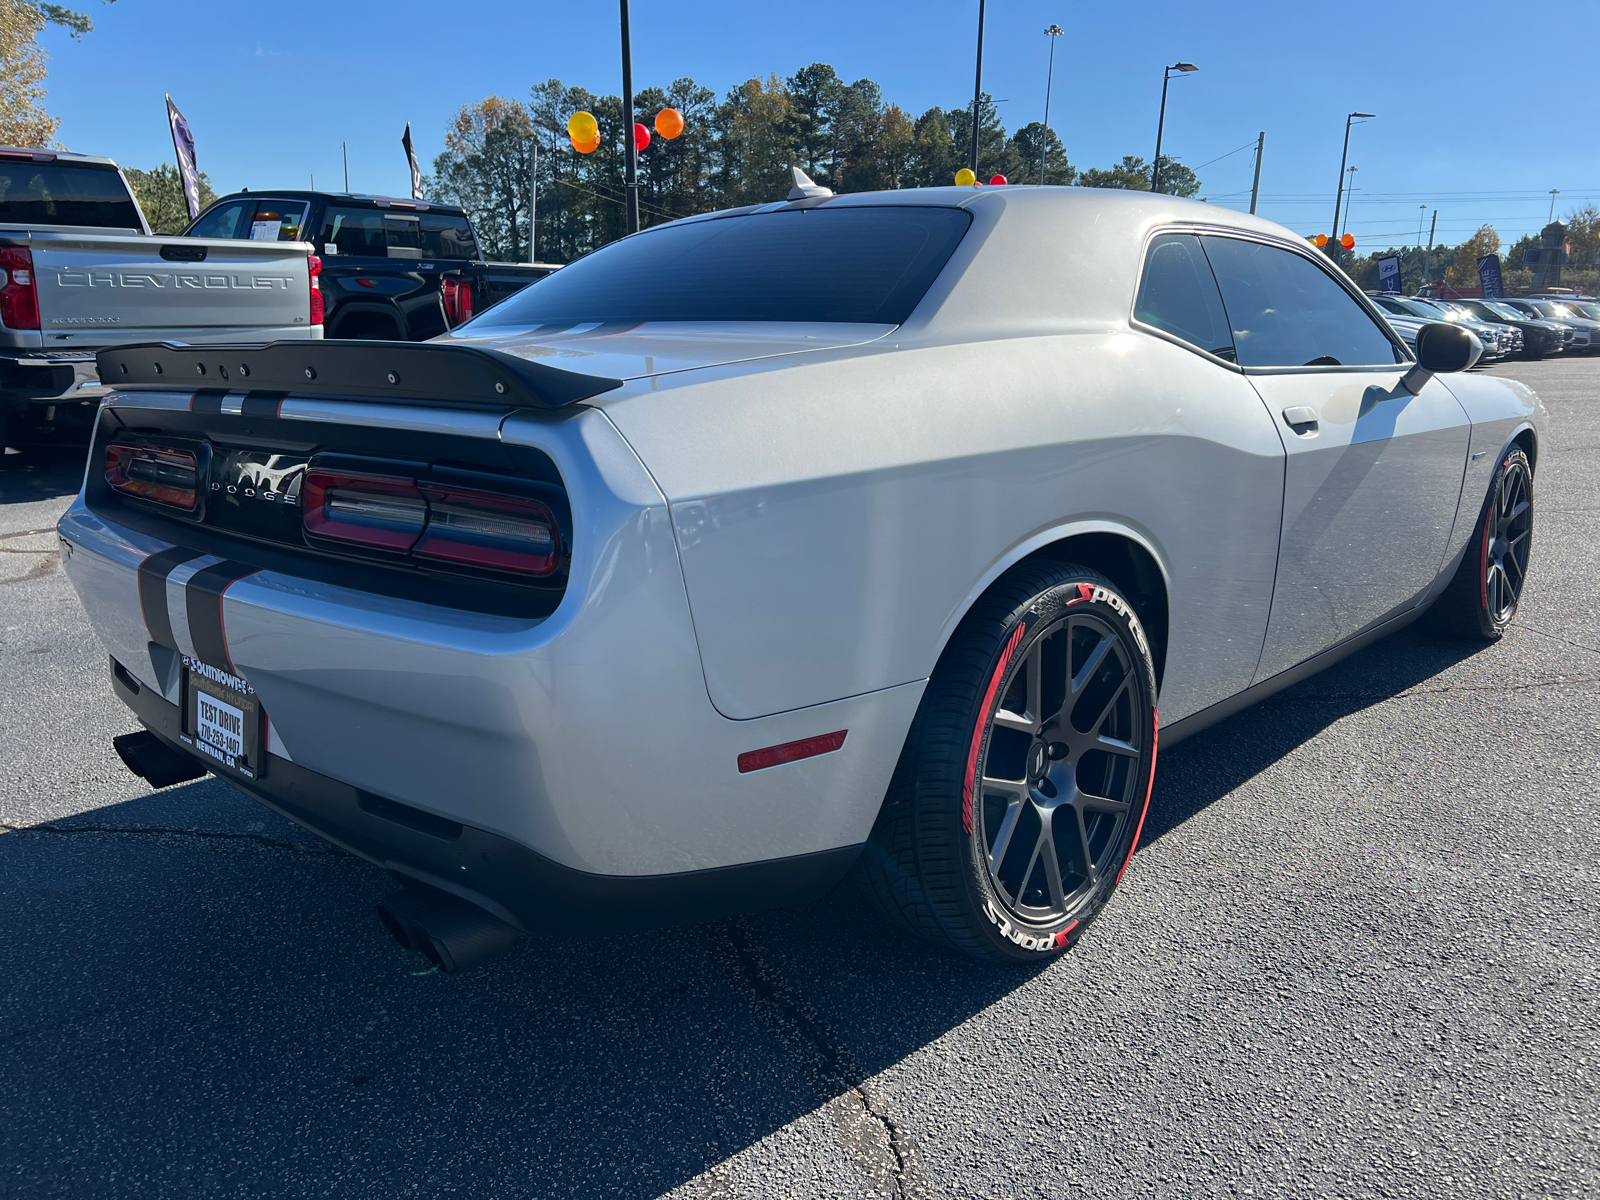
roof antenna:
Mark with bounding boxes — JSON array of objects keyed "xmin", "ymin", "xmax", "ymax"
[{"xmin": 788, "ymin": 166, "xmax": 833, "ymax": 201}]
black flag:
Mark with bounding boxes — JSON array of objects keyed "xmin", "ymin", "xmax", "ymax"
[
  {"xmin": 402, "ymin": 123, "xmax": 424, "ymax": 201},
  {"xmin": 165, "ymin": 95, "xmax": 201, "ymax": 219}
]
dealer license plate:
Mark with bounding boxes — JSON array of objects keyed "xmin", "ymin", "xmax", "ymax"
[{"xmin": 180, "ymin": 657, "xmax": 265, "ymax": 780}]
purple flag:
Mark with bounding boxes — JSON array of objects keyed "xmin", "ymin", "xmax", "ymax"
[
  {"xmin": 165, "ymin": 95, "xmax": 200, "ymax": 220},
  {"xmin": 402, "ymin": 122, "xmax": 424, "ymax": 201}
]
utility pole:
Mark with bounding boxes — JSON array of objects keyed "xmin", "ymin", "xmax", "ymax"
[
  {"xmin": 1421, "ymin": 209, "xmax": 1437, "ymax": 290},
  {"xmin": 1248, "ymin": 131, "xmax": 1264, "ymax": 214},
  {"xmin": 341, "ymin": 142, "xmax": 349, "ymax": 192},
  {"xmin": 1340, "ymin": 166, "xmax": 1358, "ymax": 239},
  {"xmin": 1039, "ymin": 24, "xmax": 1064, "ymax": 187},
  {"xmin": 620, "ymin": 0, "xmax": 639, "ymax": 234},
  {"xmin": 969, "ymin": 0, "xmax": 986, "ymax": 174},
  {"xmin": 529, "ymin": 142, "xmax": 538, "ymax": 263}
]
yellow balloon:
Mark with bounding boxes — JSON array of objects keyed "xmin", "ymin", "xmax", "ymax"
[
  {"xmin": 567, "ymin": 111, "xmax": 598, "ymax": 141},
  {"xmin": 954, "ymin": 168, "xmax": 976, "ymax": 187}
]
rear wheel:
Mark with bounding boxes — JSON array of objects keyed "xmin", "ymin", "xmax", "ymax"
[
  {"xmin": 1431, "ymin": 445, "xmax": 1533, "ymax": 640},
  {"xmin": 854, "ymin": 562, "xmax": 1159, "ymax": 963}
]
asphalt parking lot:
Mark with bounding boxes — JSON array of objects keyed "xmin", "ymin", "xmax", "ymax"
[{"xmin": 2, "ymin": 358, "xmax": 1596, "ymax": 1200}]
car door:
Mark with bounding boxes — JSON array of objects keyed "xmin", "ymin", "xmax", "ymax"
[{"xmin": 1198, "ymin": 234, "xmax": 1471, "ymax": 681}]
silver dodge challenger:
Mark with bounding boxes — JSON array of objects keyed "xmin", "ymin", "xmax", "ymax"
[{"xmin": 62, "ymin": 182, "xmax": 1545, "ymax": 969}]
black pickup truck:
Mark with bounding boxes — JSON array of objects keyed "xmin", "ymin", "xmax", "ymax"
[{"xmin": 183, "ymin": 190, "xmax": 556, "ymax": 341}]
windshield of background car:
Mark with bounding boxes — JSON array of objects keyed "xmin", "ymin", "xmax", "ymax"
[
  {"xmin": 1484, "ymin": 302, "xmax": 1525, "ymax": 321},
  {"xmin": 467, "ymin": 206, "xmax": 973, "ymax": 326},
  {"xmin": 0, "ymin": 161, "xmax": 142, "ymax": 228},
  {"xmin": 1198, "ymin": 236, "xmax": 1402, "ymax": 367}
]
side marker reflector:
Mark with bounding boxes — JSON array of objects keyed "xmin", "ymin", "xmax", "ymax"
[{"xmin": 738, "ymin": 730, "xmax": 847, "ymax": 774}]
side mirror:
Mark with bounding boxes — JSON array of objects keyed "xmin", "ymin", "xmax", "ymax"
[{"xmin": 1402, "ymin": 322, "xmax": 1481, "ymax": 395}]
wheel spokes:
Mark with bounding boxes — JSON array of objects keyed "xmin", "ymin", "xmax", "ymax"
[
  {"xmin": 994, "ymin": 643, "xmax": 1045, "ymax": 735},
  {"xmin": 985, "ymin": 792, "xmax": 1026, "ymax": 875},
  {"xmin": 1069, "ymin": 628, "xmax": 1116, "ymax": 697}
]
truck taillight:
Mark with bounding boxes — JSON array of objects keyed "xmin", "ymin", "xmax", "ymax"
[
  {"xmin": 415, "ymin": 484, "xmax": 558, "ymax": 576},
  {"xmin": 0, "ymin": 247, "xmax": 40, "ymax": 331},
  {"xmin": 105, "ymin": 444, "xmax": 200, "ymax": 511},
  {"xmin": 307, "ymin": 254, "xmax": 325, "ymax": 326},
  {"xmin": 441, "ymin": 277, "xmax": 473, "ymax": 327}
]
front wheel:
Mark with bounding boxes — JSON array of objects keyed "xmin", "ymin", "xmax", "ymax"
[
  {"xmin": 1430, "ymin": 445, "xmax": 1533, "ymax": 641},
  {"xmin": 854, "ymin": 561, "xmax": 1159, "ymax": 963}
]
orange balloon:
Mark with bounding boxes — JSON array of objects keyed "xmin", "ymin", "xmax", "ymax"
[
  {"xmin": 1312, "ymin": 234, "xmax": 1329, "ymax": 247},
  {"xmin": 571, "ymin": 133, "xmax": 601, "ymax": 154},
  {"xmin": 655, "ymin": 108, "xmax": 684, "ymax": 140},
  {"xmin": 1340, "ymin": 233, "xmax": 1355, "ymax": 250}
]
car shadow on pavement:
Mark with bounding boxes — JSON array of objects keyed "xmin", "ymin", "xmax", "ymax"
[
  {"xmin": 0, "ymin": 624, "xmax": 1489, "ymax": 1198},
  {"xmin": 0, "ymin": 446, "xmax": 89, "ymax": 504}
]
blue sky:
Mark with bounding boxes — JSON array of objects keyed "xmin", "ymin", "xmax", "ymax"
[{"xmin": 39, "ymin": 0, "xmax": 1600, "ymax": 251}]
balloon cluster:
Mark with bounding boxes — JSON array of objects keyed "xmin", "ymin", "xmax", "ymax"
[
  {"xmin": 567, "ymin": 108, "xmax": 686, "ymax": 155},
  {"xmin": 953, "ymin": 168, "xmax": 1007, "ymax": 187},
  {"xmin": 1309, "ymin": 233, "xmax": 1357, "ymax": 250}
]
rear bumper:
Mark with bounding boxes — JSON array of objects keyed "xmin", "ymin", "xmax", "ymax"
[
  {"xmin": 109, "ymin": 659, "xmax": 861, "ymax": 933},
  {"xmin": 0, "ymin": 352, "xmax": 103, "ymax": 407}
]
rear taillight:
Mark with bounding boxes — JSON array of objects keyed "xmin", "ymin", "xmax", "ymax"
[
  {"xmin": 307, "ymin": 253, "xmax": 325, "ymax": 326},
  {"xmin": 301, "ymin": 469, "xmax": 559, "ymax": 576},
  {"xmin": 0, "ymin": 247, "xmax": 40, "ymax": 331},
  {"xmin": 415, "ymin": 484, "xmax": 558, "ymax": 576},
  {"xmin": 302, "ymin": 469, "xmax": 426, "ymax": 550},
  {"xmin": 105, "ymin": 444, "xmax": 200, "ymax": 511},
  {"xmin": 441, "ymin": 277, "xmax": 473, "ymax": 327}
]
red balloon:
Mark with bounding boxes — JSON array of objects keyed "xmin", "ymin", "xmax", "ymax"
[
  {"xmin": 634, "ymin": 123, "xmax": 651, "ymax": 152},
  {"xmin": 989, "ymin": 174, "xmax": 1008, "ymax": 185}
]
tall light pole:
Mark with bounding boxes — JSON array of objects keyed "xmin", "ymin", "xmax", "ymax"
[
  {"xmin": 620, "ymin": 0, "xmax": 639, "ymax": 234},
  {"xmin": 1151, "ymin": 62, "xmax": 1198, "ymax": 193},
  {"xmin": 1039, "ymin": 23, "xmax": 1064, "ymax": 186},
  {"xmin": 1329, "ymin": 111, "xmax": 1373, "ymax": 257},
  {"xmin": 1548, "ymin": 188, "xmax": 1561, "ymax": 222},
  {"xmin": 1416, "ymin": 204, "xmax": 1427, "ymax": 253},
  {"xmin": 969, "ymin": 0, "xmax": 987, "ymax": 174}
]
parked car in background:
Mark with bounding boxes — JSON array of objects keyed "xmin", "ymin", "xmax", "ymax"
[
  {"xmin": 183, "ymin": 191, "xmax": 557, "ymax": 342},
  {"xmin": 1453, "ymin": 299, "xmax": 1568, "ymax": 359},
  {"xmin": 1367, "ymin": 294, "xmax": 1510, "ymax": 360},
  {"xmin": 1, "ymin": 148, "xmax": 321, "ymax": 452},
  {"xmin": 1497, "ymin": 298, "xmax": 1594, "ymax": 352},
  {"xmin": 1429, "ymin": 299, "xmax": 1523, "ymax": 358}
]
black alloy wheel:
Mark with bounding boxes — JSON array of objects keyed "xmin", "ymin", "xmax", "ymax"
[
  {"xmin": 1431, "ymin": 445, "xmax": 1534, "ymax": 640},
  {"xmin": 855, "ymin": 561, "xmax": 1159, "ymax": 963}
]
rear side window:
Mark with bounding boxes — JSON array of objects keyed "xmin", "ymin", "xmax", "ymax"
[
  {"xmin": 420, "ymin": 213, "xmax": 478, "ymax": 259},
  {"xmin": 0, "ymin": 161, "xmax": 142, "ymax": 229},
  {"xmin": 188, "ymin": 200, "xmax": 250, "ymax": 239},
  {"xmin": 1134, "ymin": 233, "xmax": 1236, "ymax": 361},
  {"xmin": 245, "ymin": 201, "xmax": 307, "ymax": 241},
  {"xmin": 319, "ymin": 206, "xmax": 389, "ymax": 256},
  {"xmin": 469, "ymin": 206, "xmax": 972, "ymax": 326},
  {"xmin": 1200, "ymin": 237, "xmax": 1402, "ymax": 368}
]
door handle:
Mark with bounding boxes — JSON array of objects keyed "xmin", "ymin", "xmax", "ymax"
[{"xmin": 1282, "ymin": 405, "xmax": 1319, "ymax": 433}]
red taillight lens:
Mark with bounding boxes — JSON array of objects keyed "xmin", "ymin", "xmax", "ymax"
[
  {"xmin": 0, "ymin": 247, "xmax": 40, "ymax": 331},
  {"xmin": 105, "ymin": 444, "xmax": 200, "ymax": 511},
  {"xmin": 302, "ymin": 469, "xmax": 426, "ymax": 550},
  {"xmin": 415, "ymin": 484, "xmax": 558, "ymax": 576},
  {"xmin": 306, "ymin": 253, "xmax": 325, "ymax": 325},
  {"xmin": 441, "ymin": 277, "xmax": 473, "ymax": 327}
]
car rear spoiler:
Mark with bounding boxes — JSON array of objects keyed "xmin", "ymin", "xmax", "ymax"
[{"xmin": 96, "ymin": 340, "xmax": 624, "ymax": 411}]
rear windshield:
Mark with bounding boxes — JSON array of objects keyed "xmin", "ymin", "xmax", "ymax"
[
  {"xmin": 469, "ymin": 206, "xmax": 972, "ymax": 326},
  {"xmin": 318, "ymin": 205, "xmax": 478, "ymax": 259},
  {"xmin": 0, "ymin": 160, "xmax": 142, "ymax": 229}
]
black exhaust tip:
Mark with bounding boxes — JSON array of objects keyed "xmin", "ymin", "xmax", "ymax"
[
  {"xmin": 377, "ymin": 884, "xmax": 521, "ymax": 973},
  {"xmin": 112, "ymin": 730, "xmax": 207, "ymax": 789}
]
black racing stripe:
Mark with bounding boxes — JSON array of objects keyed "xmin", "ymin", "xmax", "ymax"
[
  {"xmin": 137, "ymin": 547, "xmax": 203, "ymax": 650},
  {"xmin": 189, "ymin": 389, "xmax": 228, "ymax": 414},
  {"xmin": 241, "ymin": 391, "xmax": 287, "ymax": 418},
  {"xmin": 186, "ymin": 561, "xmax": 259, "ymax": 672}
]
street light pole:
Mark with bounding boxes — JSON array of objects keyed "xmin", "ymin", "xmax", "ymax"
[
  {"xmin": 1421, "ymin": 209, "xmax": 1437, "ymax": 290},
  {"xmin": 969, "ymin": 0, "xmax": 986, "ymax": 175},
  {"xmin": 620, "ymin": 0, "xmax": 639, "ymax": 235},
  {"xmin": 1329, "ymin": 111, "xmax": 1373, "ymax": 257},
  {"xmin": 1548, "ymin": 188, "xmax": 1561, "ymax": 222},
  {"xmin": 1039, "ymin": 23, "xmax": 1064, "ymax": 187},
  {"xmin": 1151, "ymin": 62, "xmax": 1198, "ymax": 194}
]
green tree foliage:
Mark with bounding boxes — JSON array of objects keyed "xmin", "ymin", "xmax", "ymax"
[
  {"xmin": 433, "ymin": 69, "xmax": 1204, "ymax": 263},
  {"xmin": 125, "ymin": 164, "xmax": 217, "ymax": 233},
  {"xmin": 1445, "ymin": 224, "xmax": 1500, "ymax": 289}
]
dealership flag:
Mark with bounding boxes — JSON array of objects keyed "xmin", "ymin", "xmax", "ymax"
[
  {"xmin": 402, "ymin": 123, "xmax": 424, "ymax": 201},
  {"xmin": 1377, "ymin": 255, "xmax": 1402, "ymax": 294},
  {"xmin": 1478, "ymin": 254, "xmax": 1505, "ymax": 299},
  {"xmin": 165, "ymin": 95, "xmax": 201, "ymax": 220}
]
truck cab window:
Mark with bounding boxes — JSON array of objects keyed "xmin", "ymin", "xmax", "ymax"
[
  {"xmin": 246, "ymin": 202, "xmax": 308, "ymax": 242},
  {"xmin": 188, "ymin": 200, "xmax": 250, "ymax": 239}
]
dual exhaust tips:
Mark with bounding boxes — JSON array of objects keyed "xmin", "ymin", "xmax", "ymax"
[
  {"xmin": 377, "ymin": 884, "xmax": 521, "ymax": 973},
  {"xmin": 111, "ymin": 732, "xmax": 520, "ymax": 973}
]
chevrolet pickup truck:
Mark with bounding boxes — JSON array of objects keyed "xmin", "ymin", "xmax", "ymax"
[
  {"xmin": 182, "ymin": 189, "xmax": 557, "ymax": 342},
  {"xmin": 1, "ymin": 147, "xmax": 321, "ymax": 451}
]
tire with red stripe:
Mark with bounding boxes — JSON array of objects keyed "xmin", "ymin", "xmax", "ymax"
[
  {"xmin": 854, "ymin": 560, "xmax": 1158, "ymax": 963},
  {"xmin": 1429, "ymin": 444, "xmax": 1533, "ymax": 641}
]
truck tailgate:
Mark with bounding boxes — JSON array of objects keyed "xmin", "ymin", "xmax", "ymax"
[{"xmin": 24, "ymin": 231, "xmax": 315, "ymax": 345}]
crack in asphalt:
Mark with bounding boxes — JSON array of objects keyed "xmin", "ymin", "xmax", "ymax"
[
  {"xmin": 1254, "ymin": 674, "xmax": 1600, "ymax": 708},
  {"xmin": 707, "ymin": 918, "xmax": 928, "ymax": 1200},
  {"xmin": 1510, "ymin": 621, "xmax": 1600, "ymax": 655},
  {"xmin": 0, "ymin": 821, "xmax": 341, "ymax": 856}
]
